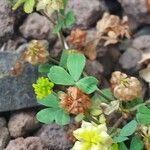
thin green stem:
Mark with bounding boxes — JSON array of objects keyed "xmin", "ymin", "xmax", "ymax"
[
  {"xmin": 48, "ymin": 56, "xmax": 59, "ymax": 65},
  {"xmin": 86, "ymin": 113, "xmax": 100, "ymax": 125},
  {"xmin": 96, "ymin": 88, "xmax": 114, "ymax": 102}
]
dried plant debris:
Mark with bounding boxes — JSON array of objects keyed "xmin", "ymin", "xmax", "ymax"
[{"xmin": 96, "ymin": 13, "xmax": 130, "ymax": 46}]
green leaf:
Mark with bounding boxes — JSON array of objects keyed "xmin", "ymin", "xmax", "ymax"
[
  {"xmin": 119, "ymin": 120, "xmax": 137, "ymax": 137},
  {"xmin": 67, "ymin": 53, "xmax": 86, "ymax": 81},
  {"xmin": 98, "ymin": 88, "xmax": 114, "ymax": 102},
  {"xmin": 24, "ymin": 0, "xmax": 35, "ymax": 13},
  {"xmin": 113, "ymin": 136, "xmax": 128, "ymax": 143},
  {"xmin": 138, "ymin": 105, "xmax": 150, "ymax": 115},
  {"xmin": 53, "ymin": 18, "xmax": 64, "ymax": 33},
  {"xmin": 136, "ymin": 113, "xmax": 150, "ymax": 125},
  {"xmin": 110, "ymin": 144, "xmax": 119, "ymax": 150},
  {"xmin": 124, "ymin": 97, "xmax": 143, "ymax": 109},
  {"xmin": 38, "ymin": 94, "xmax": 59, "ymax": 108},
  {"xmin": 75, "ymin": 113, "xmax": 85, "ymax": 122},
  {"xmin": 119, "ymin": 143, "xmax": 128, "ymax": 150},
  {"xmin": 64, "ymin": 11, "xmax": 75, "ymax": 27},
  {"xmin": 59, "ymin": 49, "xmax": 69, "ymax": 68},
  {"xmin": 12, "ymin": 0, "xmax": 26, "ymax": 10},
  {"xmin": 130, "ymin": 136, "xmax": 143, "ymax": 150},
  {"xmin": 36, "ymin": 108, "xmax": 56, "ymax": 124},
  {"xmin": 136, "ymin": 105, "xmax": 150, "ymax": 125},
  {"xmin": 63, "ymin": 0, "xmax": 68, "ymax": 8},
  {"xmin": 38, "ymin": 63, "xmax": 52, "ymax": 73},
  {"xmin": 55, "ymin": 109, "xmax": 70, "ymax": 125},
  {"xmin": 36, "ymin": 108, "xmax": 70, "ymax": 125},
  {"xmin": 48, "ymin": 66, "xmax": 75, "ymax": 85},
  {"xmin": 76, "ymin": 76, "xmax": 98, "ymax": 94}
]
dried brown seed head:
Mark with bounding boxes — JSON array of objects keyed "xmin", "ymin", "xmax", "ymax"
[
  {"xmin": 59, "ymin": 87, "xmax": 91, "ymax": 115},
  {"xmin": 68, "ymin": 29, "xmax": 87, "ymax": 47}
]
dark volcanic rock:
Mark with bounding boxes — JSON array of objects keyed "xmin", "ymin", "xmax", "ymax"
[
  {"xmin": 36, "ymin": 124, "xmax": 73, "ymax": 150},
  {"xmin": 5, "ymin": 137, "xmax": 47, "ymax": 150},
  {"xmin": 68, "ymin": 0, "xmax": 107, "ymax": 29},
  {"xmin": 8, "ymin": 111, "xmax": 40, "ymax": 138},
  {"xmin": 0, "ymin": 45, "xmax": 38, "ymax": 112},
  {"xmin": 0, "ymin": 127, "xmax": 10, "ymax": 150}
]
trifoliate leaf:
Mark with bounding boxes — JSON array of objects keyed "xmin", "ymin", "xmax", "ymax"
[
  {"xmin": 48, "ymin": 66, "xmax": 75, "ymax": 85},
  {"xmin": 36, "ymin": 107, "xmax": 70, "ymax": 125},
  {"xmin": 38, "ymin": 94, "xmax": 59, "ymax": 108},
  {"xmin": 76, "ymin": 76, "xmax": 98, "ymax": 94},
  {"xmin": 67, "ymin": 53, "xmax": 86, "ymax": 81}
]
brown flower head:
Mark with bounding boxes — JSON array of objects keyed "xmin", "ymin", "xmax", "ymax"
[
  {"xmin": 59, "ymin": 87, "xmax": 91, "ymax": 115},
  {"xmin": 96, "ymin": 13, "xmax": 130, "ymax": 46},
  {"xmin": 110, "ymin": 71, "xmax": 141, "ymax": 101},
  {"xmin": 23, "ymin": 40, "xmax": 49, "ymax": 65},
  {"xmin": 68, "ymin": 29, "xmax": 87, "ymax": 47}
]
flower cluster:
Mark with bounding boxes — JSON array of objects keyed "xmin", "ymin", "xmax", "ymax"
[
  {"xmin": 71, "ymin": 121, "xmax": 112, "ymax": 150},
  {"xmin": 32, "ymin": 77, "xmax": 54, "ymax": 100},
  {"xmin": 60, "ymin": 87, "xmax": 91, "ymax": 115},
  {"xmin": 23, "ymin": 40, "xmax": 49, "ymax": 65},
  {"xmin": 110, "ymin": 71, "xmax": 141, "ymax": 101}
]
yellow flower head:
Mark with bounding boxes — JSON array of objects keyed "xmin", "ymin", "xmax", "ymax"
[
  {"xmin": 71, "ymin": 121, "xmax": 112, "ymax": 150},
  {"xmin": 32, "ymin": 77, "xmax": 54, "ymax": 100}
]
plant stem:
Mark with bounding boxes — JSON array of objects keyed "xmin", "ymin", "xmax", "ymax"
[
  {"xmin": 109, "ymin": 116, "xmax": 124, "ymax": 135},
  {"xmin": 86, "ymin": 113, "xmax": 100, "ymax": 125},
  {"xmin": 96, "ymin": 88, "xmax": 114, "ymax": 102},
  {"xmin": 48, "ymin": 56, "xmax": 59, "ymax": 64}
]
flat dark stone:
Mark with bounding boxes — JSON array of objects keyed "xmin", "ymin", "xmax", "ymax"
[{"xmin": 0, "ymin": 50, "xmax": 39, "ymax": 112}]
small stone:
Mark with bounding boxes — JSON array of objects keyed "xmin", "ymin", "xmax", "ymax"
[
  {"xmin": 85, "ymin": 60, "xmax": 103, "ymax": 80},
  {"xmin": 0, "ymin": 127, "xmax": 10, "ymax": 150},
  {"xmin": 8, "ymin": 111, "xmax": 40, "ymax": 138},
  {"xmin": 68, "ymin": 0, "xmax": 107, "ymax": 29},
  {"xmin": 118, "ymin": 0, "xmax": 150, "ymax": 30},
  {"xmin": 5, "ymin": 137, "xmax": 47, "ymax": 150},
  {"xmin": 0, "ymin": 117, "xmax": 6, "ymax": 128},
  {"xmin": 119, "ymin": 48, "xmax": 142, "ymax": 72},
  {"xmin": 36, "ymin": 124, "xmax": 73, "ymax": 150},
  {"xmin": 19, "ymin": 13, "xmax": 57, "ymax": 42},
  {"xmin": 0, "ymin": 0, "xmax": 15, "ymax": 45}
]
